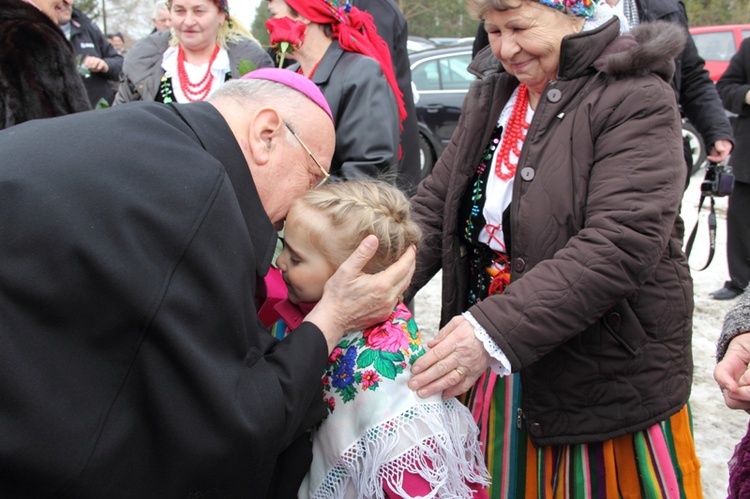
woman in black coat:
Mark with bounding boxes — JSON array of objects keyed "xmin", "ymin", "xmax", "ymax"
[{"xmin": 0, "ymin": 0, "xmax": 90, "ymax": 130}]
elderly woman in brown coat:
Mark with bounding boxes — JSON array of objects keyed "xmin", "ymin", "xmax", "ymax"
[{"xmin": 404, "ymin": 0, "xmax": 700, "ymax": 495}]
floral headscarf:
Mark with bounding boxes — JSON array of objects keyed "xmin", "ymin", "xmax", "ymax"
[{"xmin": 283, "ymin": 0, "xmax": 407, "ymax": 131}]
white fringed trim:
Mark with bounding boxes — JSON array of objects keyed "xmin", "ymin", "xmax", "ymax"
[{"xmin": 311, "ymin": 400, "xmax": 490, "ymax": 498}]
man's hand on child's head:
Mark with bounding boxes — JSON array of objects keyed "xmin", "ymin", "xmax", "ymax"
[{"xmin": 304, "ymin": 235, "xmax": 416, "ymax": 353}]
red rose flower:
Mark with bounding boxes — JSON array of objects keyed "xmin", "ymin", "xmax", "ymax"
[{"xmin": 265, "ymin": 18, "xmax": 306, "ymax": 68}]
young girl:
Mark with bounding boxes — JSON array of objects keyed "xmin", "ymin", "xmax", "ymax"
[{"xmin": 270, "ymin": 180, "xmax": 490, "ymax": 498}]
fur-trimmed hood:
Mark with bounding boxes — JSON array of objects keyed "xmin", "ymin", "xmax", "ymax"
[
  {"xmin": 470, "ymin": 16, "xmax": 686, "ymax": 84},
  {"xmin": 594, "ymin": 21, "xmax": 686, "ymax": 81}
]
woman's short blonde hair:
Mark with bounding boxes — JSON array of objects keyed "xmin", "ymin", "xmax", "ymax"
[
  {"xmin": 168, "ymin": 5, "xmax": 258, "ymax": 50},
  {"xmin": 295, "ymin": 181, "xmax": 421, "ymax": 274}
]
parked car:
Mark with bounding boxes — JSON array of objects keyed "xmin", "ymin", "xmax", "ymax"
[
  {"xmin": 429, "ymin": 36, "xmax": 475, "ymax": 46},
  {"xmin": 689, "ymin": 24, "xmax": 750, "ymax": 82},
  {"xmin": 410, "ymin": 45, "xmax": 474, "ymax": 177},
  {"xmin": 410, "ymin": 44, "xmax": 715, "ymax": 177},
  {"xmin": 407, "ymin": 36, "xmax": 438, "ymax": 54}
]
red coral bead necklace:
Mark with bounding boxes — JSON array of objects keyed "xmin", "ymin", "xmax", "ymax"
[
  {"xmin": 177, "ymin": 44, "xmax": 221, "ymax": 102},
  {"xmin": 495, "ymin": 83, "xmax": 530, "ymax": 181}
]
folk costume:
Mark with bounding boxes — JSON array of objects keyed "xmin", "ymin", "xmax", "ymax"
[
  {"xmin": 406, "ymin": 10, "xmax": 701, "ymax": 498},
  {"xmin": 115, "ymin": 20, "xmax": 272, "ymax": 104},
  {"xmin": 272, "ymin": 0, "xmax": 402, "ymax": 182},
  {"xmin": 269, "ymin": 297, "xmax": 490, "ymax": 498},
  {"xmin": 717, "ymin": 291, "xmax": 750, "ymax": 497}
]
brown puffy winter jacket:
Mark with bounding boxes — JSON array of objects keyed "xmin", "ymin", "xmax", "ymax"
[{"xmin": 407, "ymin": 18, "xmax": 694, "ymax": 446}]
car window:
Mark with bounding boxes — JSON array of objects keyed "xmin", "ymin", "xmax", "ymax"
[
  {"xmin": 743, "ymin": 30, "xmax": 750, "ymax": 39},
  {"xmin": 438, "ymin": 54, "xmax": 474, "ymax": 90},
  {"xmin": 412, "ymin": 59, "xmax": 441, "ymax": 91},
  {"xmin": 412, "ymin": 52, "xmax": 473, "ymax": 92},
  {"xmin": 692, "ymin": 31, "xmax": 736, "ymax": 61}
]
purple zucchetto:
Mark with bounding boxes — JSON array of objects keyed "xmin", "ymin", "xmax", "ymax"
[{"xmin": 241, "ymin": 68, "xmax": 333, "ymax": 122}]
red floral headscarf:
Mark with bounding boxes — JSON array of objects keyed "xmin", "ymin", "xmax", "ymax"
[{"xmin": 284, "ymin": 0, "xmax": 406, "ymax": 131}]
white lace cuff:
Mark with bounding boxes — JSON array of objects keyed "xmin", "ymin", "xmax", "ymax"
[{"xmin": 462, "ymin": 312, "xmax": 511, "ymax": 376}]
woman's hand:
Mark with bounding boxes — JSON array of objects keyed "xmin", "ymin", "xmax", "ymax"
[
  {"xmin": 715, "ymin": 332, "xmax": 750, "ymax": 413},
  {"xmin": 409, "ymin": 315, "xmax": 491, "ymax": 399}
]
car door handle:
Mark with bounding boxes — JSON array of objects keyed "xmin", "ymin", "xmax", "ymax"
[{"xmin": 425, "ymin": 104, "xmax": 444, "ymax": 113}]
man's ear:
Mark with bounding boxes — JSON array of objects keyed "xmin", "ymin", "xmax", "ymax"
[{"xmin": 247, "ymin": 107, "xmax": 285, "ymax": 167}]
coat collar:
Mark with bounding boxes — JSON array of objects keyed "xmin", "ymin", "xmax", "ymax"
[
  {"xmin": 310, "ymin": 40, "xmax": 345, "ymax": 87},
  {"xmin": 558, "ymin": 17, "xmax": 620, "ymax": 80},
  {"xmin": 170, "ymin": 101, "xmax": 277, "ymax": 276}
]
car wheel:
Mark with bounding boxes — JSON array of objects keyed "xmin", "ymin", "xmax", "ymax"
[
  {"xmin": 681, "ymin": 120, "xmax": 707, "ymax": 176},
  {"xmin": 419, "ymin": 133, "xmax": 435, "ymax": 179}
]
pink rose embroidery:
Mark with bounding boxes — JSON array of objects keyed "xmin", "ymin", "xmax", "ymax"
[{"xmin": 363, "ymin": 321, "xmax": 409, "ymax": 353}]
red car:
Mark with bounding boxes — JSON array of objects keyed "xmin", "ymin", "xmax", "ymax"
[{"xmin": 690, "ymin": 24, "xmax": 750, "ymax": 82}]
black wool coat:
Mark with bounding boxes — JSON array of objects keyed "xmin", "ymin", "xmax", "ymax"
[{"xmin": 0, "ymin": 102, "xmax": 328, "ymax": 497}]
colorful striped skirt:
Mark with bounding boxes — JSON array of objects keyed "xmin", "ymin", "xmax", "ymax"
[{"xmin": 463, "ymin": 372, "xmax": 703, "ymax": 498}]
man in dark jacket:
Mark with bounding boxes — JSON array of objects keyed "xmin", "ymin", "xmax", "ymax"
[
  {"xmin": 714, "ymin": 38, "xmax": 750, "ymax": 300},
  {"xmin": 0, "ymin": 0, "xmax": 90, "ymax": 129},
  {"xmin": 57, "ymin": 1, "xmax": 123, "ymax": 106},
  {"xmin": 0, "ymin": 69, "xmax": 414, "ymax": 497},
  {"xmin": 624, "ymin": 0, "xmax": 733, "ymax": 177}
]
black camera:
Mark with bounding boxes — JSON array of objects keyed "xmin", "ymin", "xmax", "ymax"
[{"xmin": 701, "ymin": 162, "xmax": 735, "ymax": 197}]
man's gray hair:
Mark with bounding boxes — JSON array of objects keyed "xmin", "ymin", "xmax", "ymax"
[
  {"xmin": 210, "ymin": 79, "xmax": 315, "ymax": 129},
  {"xmin": 153, "ymin": 0, "xmax": 169, "ymax": 17}
]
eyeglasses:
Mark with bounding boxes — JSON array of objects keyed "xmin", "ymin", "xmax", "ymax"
[{"xmin": 284, "ymin": 121, "xmax": 330, "ymax": 189}]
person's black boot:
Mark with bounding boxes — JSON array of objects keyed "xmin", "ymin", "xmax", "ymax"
[{"xmin": 710, "ymin": 282, "xmax": 744, "ymax": 300}]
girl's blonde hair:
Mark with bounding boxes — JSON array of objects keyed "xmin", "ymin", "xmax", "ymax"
[{"xmin": 296, "ymin": 181, "xmax": 421, "ymax": 274}]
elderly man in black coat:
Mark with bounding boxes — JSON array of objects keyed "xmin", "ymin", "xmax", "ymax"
[{"xmin": 0, "ymin": 69, "xmax": 415, "ymax": 497}]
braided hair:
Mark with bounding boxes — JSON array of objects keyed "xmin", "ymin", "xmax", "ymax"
[{"xmin": 295, "ymin": 181, "xmax": 421, "ymax": 274}]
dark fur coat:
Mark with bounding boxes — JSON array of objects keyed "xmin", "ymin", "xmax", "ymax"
[{"xmin": 0, "ymin": 0, "xmax": 90, "ymax": 130}]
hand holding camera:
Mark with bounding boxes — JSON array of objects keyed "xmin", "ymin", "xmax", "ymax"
[{"xmin": 701, "ymin": 162, "xmax": 735, "ymax": 198}]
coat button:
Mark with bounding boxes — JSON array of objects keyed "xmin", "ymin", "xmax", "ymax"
[
  {"xmin": 520, "ymin": 167, "xmax": 535, "ymax": 181},
  {"xmin": 529, "ymin": 422, "xmax": 542, "ymax": 437},
  {"xmin": 547, "ymin": 89, "xmax": 562, "ymax": 102},
  {"xmin": 513, "ymin": 258, "xmax": 526, "ymax": 273}
]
